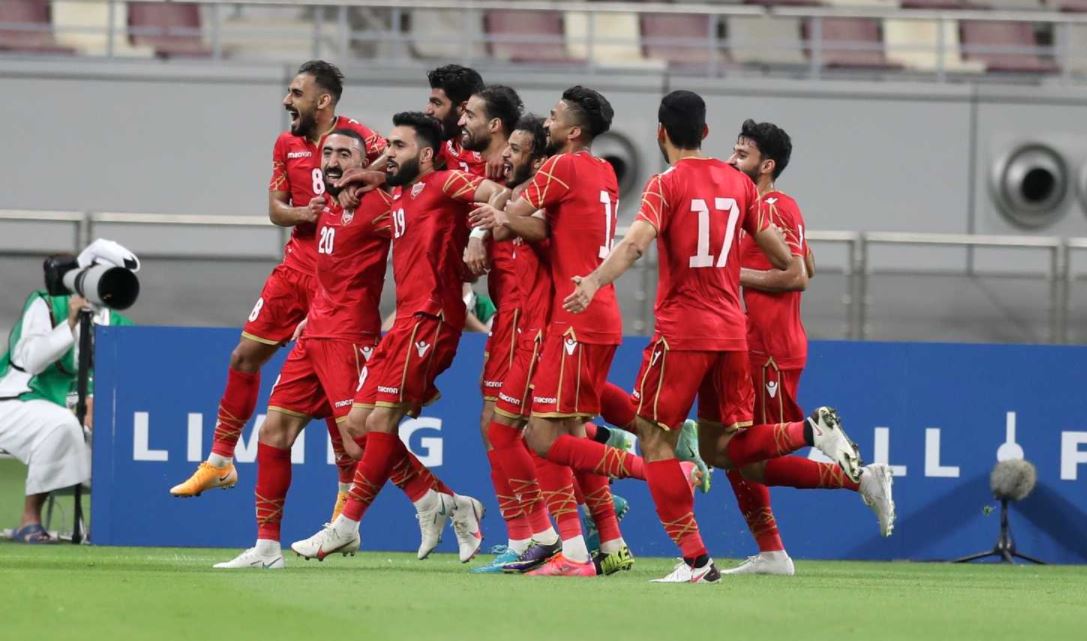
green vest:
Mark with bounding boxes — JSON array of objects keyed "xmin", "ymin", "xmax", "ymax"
[{"xmin": 0, "ymin": 290, "xmax": 131, "ymax": 407}]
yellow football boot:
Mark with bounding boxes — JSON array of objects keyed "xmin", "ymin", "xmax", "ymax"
[
  {"xmin": 170, "ymin": 462, "xmax": 238, "ymax": 497},
  {"xmin": 330, "ymin": 490, "xmax": 350, "ymax": 522}
]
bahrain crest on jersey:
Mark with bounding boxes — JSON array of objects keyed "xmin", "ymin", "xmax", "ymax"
[
  {"xmin": 341, "ymin": 209, "xmax": 355, "ymax": 225},
  {"xmin": 411, "ymin": 182, "xmax": 426, "ymax": 199}
]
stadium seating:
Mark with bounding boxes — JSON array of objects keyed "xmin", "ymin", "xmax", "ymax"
[
  {"xmin": 0, "ymin": 0, "xmax": 73, "ymax": 54},
  {"xmin": 960, "ymin": 19, "xmax": 1058, "ymax": 72},
  {"xmin": 51, "ymin": 1, "xmax": 155, "ymax": 57},
  {"xmin": 484, "ymin": 9, "xmax": 581, "ymax": 64},
  {"xmin": 640, "ymin": 11, "xmax": 726, "ymax": 69},
  {"xmin": 408, "ymin": 8, "xmax": 486, "ymax": 59},
  {"xmin": 727, "ymin": 15, "xmax": 809, "ymax": 67},
  {"xmin": 128, "ymin": 2, "xmax": 210, "ymax": 58},
  {"xmin": 809, "ymin": 17, "xmax": 901, "ymax": 68},
  {"xmin": 564, "ymin": 10, "xmax": 660, "ymax": 67}
]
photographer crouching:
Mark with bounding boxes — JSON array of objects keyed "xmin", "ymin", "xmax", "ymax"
[{"xmin": 0, "ymin": 240, "xmax": 138, "ymax": 543}]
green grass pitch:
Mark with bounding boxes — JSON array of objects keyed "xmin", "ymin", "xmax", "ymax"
[{"xmin": 2, "ymin": 544, "xmax": 1085, "ymax": 641}]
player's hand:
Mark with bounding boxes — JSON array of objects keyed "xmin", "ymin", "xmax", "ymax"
[
  {"xmin": 463, "ymin": 237, "xmax": 490, "ymax": 276},
  {"xmin": 67, "ymin": 295, "xmax": 88, "ymax": 328},
  {"xmin": 334, "ymin": 168, "xmax": 385, "ymax": 193},
  {"xmin": 563, "ymin": 275, "xmax": 599, "ymax": 314},
  {"xmin": 291, "ymin": 317, "xmax": 308, "ymax": 342},
  {"xmin": 338, "ymin": 186, "xmax": 361, "ymax": 210},
  {"xmin": 302, "ymin": 197, "xmax": 323, "ymax": 222},
  {"xmin": 770, "ymin": 223, "xmax": 787, "ymax": 244},
  {"xmin": 485, "ymin": 155, "xmax": 504, "ymax": 181},
  {"xmin": 469, "ymin": 203, "xmax": 508, "ymax": 230}
]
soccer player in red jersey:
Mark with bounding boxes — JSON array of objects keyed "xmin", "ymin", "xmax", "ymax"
[
  {"xmin": 291, "ymin": 112, "xmax": 512, "ymax": 563},
  {"xmin": 424, "ymin": 64, "xmax": 492, "ymax": 176},
  {"xmin": 716, "ymin": 120, "xmax": 895, "ymax": 576},
  {"xmin": 564, "ymin": 92, "xmax": 866, "ymax": 583},
  {"xmin": 212, "ymin": 129, "xmax": 391, "ymax": 569},
  {"xmin": 171, "ymin": 61, "xmax": 386, "ymax": 506},
  {"xmin": 472, "ymin": 86, "xmax": 660, "ymax": 577}
]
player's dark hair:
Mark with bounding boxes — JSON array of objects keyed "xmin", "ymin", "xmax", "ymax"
[
  {"xmin": 297, "ymin": 60, "xmax": 344, "ymax": 104},
  {"xmin": 476, "ymin": 85, "xmax": 524, "ymax": 136},
  {"xmin": 427, "ymin": 64, "xmax": 485, "ymax": 106},
  {"xmin": 327, "ymin": 128, "xmax": 367, "ymax": 152},
  {"xmin": 392, "ymin": 112, "xmax": 443, "ymax": 154},
  {"xmin": 561, "ymin": 85, "xmax": 613, "ymax": 140},
  {"xmin": 514, "ymin": 114, "xmax": 548, "ymax": 161},
  {"xmin": 658, "ymin": 90, "xmax": 705, "ymax": 150},
  {"xmin": 739, "ymin": 119, "xmax": 792, "ymax": 179}
]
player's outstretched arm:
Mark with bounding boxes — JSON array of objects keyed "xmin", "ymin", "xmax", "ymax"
[
  {"xmin": 564, "ymin": 220, "xmax": 657, "ymax": 314},
  {"xmin": 268, "ymin": 191, "xmax": 319, "ymax": 227}
]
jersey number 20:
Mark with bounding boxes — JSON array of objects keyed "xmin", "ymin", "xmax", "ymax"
[{"xmin": 318, "ymin": 226, "xmax": 335, "ymax": 255}]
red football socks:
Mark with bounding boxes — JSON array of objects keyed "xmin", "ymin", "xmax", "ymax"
[
  {"xmin": 488, "ymin": 421, "xmax": 553, "ymax": 534},
  {"xmin": 726, "ymin": 469, "xmax": 784, "ymax": 552},
  {"xmin": 575, "ymin": 470, "xmax": 621, "ymax": 545},
  {"xmin": 601, "ymin": 382, "xmax": 636, "ymax": 430},
  {"xmin": 343, "ymin": 432, "xmax": 402, "ymax": 521},
  {"xmin": 646, "ymin": 459, "xmax": 707, "ymax": 559},
  {"xmin": 255, "ymin": 442, "xmax": 292, "ymax": 541},
  {"xmin": 763, "ymin": 456, "xmax": 860, "ymax": 491},
  {"xmin": 533, "ymin": 451, "xmax": 581, "ymax": 541},
  {"xmin": 546, "ymin": 435, "xmax": 645, "ymax": 480},
  {"xmin": 210, "ymin": 367, "xmax": 260, "ymax": 457},
  {"xmin": 487, "ymin": 449, "xmax": 532, "ymax": 540},
  {"xmin": 724, "ymin": 421, "xmax": 808, "ymax": 467}
]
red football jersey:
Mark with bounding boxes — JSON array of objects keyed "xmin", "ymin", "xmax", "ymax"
[
  {"xmin": 511, "ymin": 237, "xmax": 551, "ymax": 333},
  {"xmin": 522, "ymin": 151, "xmax": 621, "ymax": 345},
  {"xmin": 269, "ymin": 115, "xmax": 387, "ymax": 276},
  {"xmin": 741, "ymin": 190, "xmax": 808, "ymax": 368},
  {"xmin": 304, "ymin": 190, "xmax": 392, "ymax": 341},
  {"xmin": 635, "ymin": 157, "xmax": 765, "ymax": 351},
  {"xmin": 439, "ymin": 138, "xmax": 486, "ymax": 175},
  {"xmin": 389, "ymin": 170, "xmax": 483, "ymax": 326}
]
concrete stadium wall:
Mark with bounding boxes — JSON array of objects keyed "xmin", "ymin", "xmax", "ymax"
[{"xmin": 2, "ymin": 60, "xmax": 1085, "ymax": 343}]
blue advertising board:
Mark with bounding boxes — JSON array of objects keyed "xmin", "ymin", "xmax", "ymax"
[{"xmin": 92, "ymin": 326, "xmax": 1087, "ymax": 563}]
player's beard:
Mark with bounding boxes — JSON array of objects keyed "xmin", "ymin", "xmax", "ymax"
[
  {"xmin": 461, "ymin": 127, "xmax": 489, "ymax": 152},
  {"xmin": 544, "ymin": 135, "xmax": 564, "ymax": 157},
  {"xmin": 386, "ymin": 157, "xmax": 421, "ymax": 187},
  {"xmin": 441, "ymin": 113, "xmax": 461, "ymax": 142},
  {"xmin": 292, "ymin": 109, "xmax": 318, "ymax": 138},
  {"xmin": 506, "ymin": 160, "xmax": 533, "ymax": 188}
]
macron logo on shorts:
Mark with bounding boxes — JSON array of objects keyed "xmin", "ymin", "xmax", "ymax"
[
  {"xmin": 766, "ymin": 380, "xmax": 778, "ymax": 398},
  {"xmin": 651, "ymin": 351, "xmax": 662, "ymax": 367},
  {"xmin": 415, "ymin": 341, "xmax": 431, "ymax": 357},
  {"xmin": 534, "ymin": 396, "xmax": 557, "ymax": 406},
  {"xmin": 360, "ymin": 346, "xmax": 374, "ymax": 361},
  {"xmin": 564, "ymin": 338, "xmax": 577, "ymax": 356}
]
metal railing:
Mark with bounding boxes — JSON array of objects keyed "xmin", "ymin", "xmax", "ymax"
[
  {"xmin": 3, "ymin": 0, "xmax": 1087, "ymax": 83},
  {"xmin": 1, "ymin": 208, "xmax": 1082, "ymax": 343}
]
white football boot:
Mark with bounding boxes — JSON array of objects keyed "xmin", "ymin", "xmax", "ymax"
[
  {"xmin": 450, "ymin": 494, "xmax": 485, "ymax": 562},
  {"xmin": 213, "ymin": 546, "xmax": 285, "ymax": 569},
  {"xmin": 808, "ymin": 407, "xmax": 862, "ymax": 483},
  {"xmin": 651, "ymin": 559, "xmax": 721, "ymax": 584},
  {"xmin": 415, "ymin": 492, "xmax": 454, "ymax": 559},
  {"xmin": 720, "ymin": 551, "xmax": 796, "ymax": 576},
  {"xmin": 290, "ymin": 518, "xmax": 360, "ymax": 561},
  {"xmin": 859, "ymin": 464, "xmax": 896, "ymax": 537}
]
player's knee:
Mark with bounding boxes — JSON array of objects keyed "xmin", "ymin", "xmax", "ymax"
[
  {"xmin": 257, "ymin": 414, "xmax": 291, "ymax": 449},
  {"xmin": 344, "ymin": 409, "xmax": 368, "ymax": 438},
  {"xmin": 364, "ymin": 411, "xmax": 397, "ymax": 435},
  {"xmin": 523, "ymin": 423, "xmax": 552, "ymax": 457},
  {"xmin": 740, "ymin": 461, "xmax": 767, "ymax": 483},
  {"xmin": 230, "ymin": 340, "xmax": 273, "ymax": 373}
]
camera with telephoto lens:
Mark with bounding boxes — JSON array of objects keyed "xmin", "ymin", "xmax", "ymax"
[{"xmin": 43, "ymin": 239, "xmax": 141, "ymax": 310}]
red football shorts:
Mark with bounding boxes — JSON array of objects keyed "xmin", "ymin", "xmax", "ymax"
[
  {"xmin": 355, "ymin": 313, "xmax": 453, "ymax": 415},
  {"xmin": 750, "ymin": 354, "xmax": 805, "ymax": 424},
  {"xmin": 481, "ymin": 309, "xmax": 521, "ymax": 399},
  {"xmin": 631, "ymin": 338, "xmax": 754, "ymax": 430},
  {"xmin": 494, "ymin": 328, "xmax": 544, "ymax": 419},
  {"xmin": 530, "ymin": 333, "xmax": 616, "ymax": 419},
  {"xmin": 242, "ymin": 264, "xmax": 315, "ymax": 345},
  {"xmin": 267, "ymin": 336, "xmax": 377, "ymax": 421}
]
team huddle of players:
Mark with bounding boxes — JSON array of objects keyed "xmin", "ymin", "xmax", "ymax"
[{"xmin": 169, "ymin": 61, "xmax": 895, "ymax": 583}]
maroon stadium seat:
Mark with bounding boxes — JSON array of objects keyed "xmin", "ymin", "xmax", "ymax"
[
  {"xmin": 807, "ymin": 18, "xmax": 901, "ymax": 69},
  {"xmin": 484, "ymin": 10, "xmax": 581, "ymax": 64},
  {"xmin": 127, "ymin": 2, "xmax": 211, "ymax": 58},
  {"xmin": 0, "ymin": 0, "xmax": 73, "ymax": 54},
  {"xmin": 640, "ymin": 12, "xmax": 726, "ymax": 68},
  {"xmin": 960, "ymin": 20, "xmax": 1058, "ymax": 72}
]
